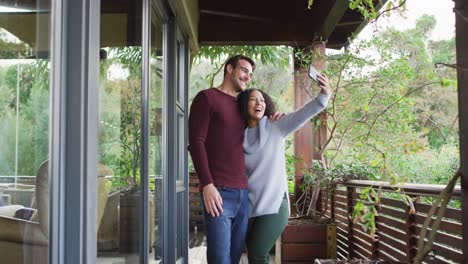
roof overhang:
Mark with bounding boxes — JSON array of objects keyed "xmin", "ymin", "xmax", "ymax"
[
  {"xmin": 0, "ymin": 0, "xmax": 385, "ymax": 55},
  {"xmin": 198, "ymin": 0, "xmax": 386, "ymax": 49}
]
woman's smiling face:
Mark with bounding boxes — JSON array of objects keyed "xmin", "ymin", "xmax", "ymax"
[{"xmin": 247, "ymin": 90, "xmax": 266, "ymax": 122}]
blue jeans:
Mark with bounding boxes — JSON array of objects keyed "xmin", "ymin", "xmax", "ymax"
[{"xmin": 201, "ymin": 187, "xmax": 249, "ymax": 264}]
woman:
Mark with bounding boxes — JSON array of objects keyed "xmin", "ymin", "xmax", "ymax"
[{"xmin": 237, "ymin": 74, "xmax": 332, "ymax": 263}]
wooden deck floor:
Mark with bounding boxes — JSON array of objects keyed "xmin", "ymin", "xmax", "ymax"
[
  {"xmin": 189, "ymin": 230, "xmax": 276, "ymax": 263},
  {"xmin": 97, "ymin": 230, "xmax": 275, "ymax": 263}
]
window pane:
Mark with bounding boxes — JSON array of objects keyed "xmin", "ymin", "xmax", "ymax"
[
  {"xmin": 150, "ymin": 9, "xmax": 164, "ymax": 263},
  {"xmin": 98, "ymin": 1, "xmax": 143, "ymax": 263},
  {"xmin": 0, "ymin": 1, "xmax": 51, "ymax": 263}
]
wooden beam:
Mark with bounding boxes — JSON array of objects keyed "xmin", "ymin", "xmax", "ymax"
[
  {"xmin": 199, "ymin": 0, "xmax": 319, "ymax": 21},
  {"xmin": 198, "ymin": 14, "xmax": 321, "ymax": 45},
  {"xmin": 199, "ymin": 9, "xmax": 274, "ymax": 23},
  {"xmin": 311, "ymin": 43, "xmax": 327, "ymax": 161},
  {"xmin": 293, "ymin": 43, "xmax": 327, "ymax": 195},
  {"xmin": 318, "ymin": 0, "xmax": 350, "ymax": 40},
  {"xmin": 455, "ymin": 0, "xmax": 468, "ymax": 262},
  {"xmin": 293, "ymin": 47, "xmax": 314, "ymax": 196}
]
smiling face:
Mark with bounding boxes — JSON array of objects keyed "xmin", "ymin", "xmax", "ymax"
[
  {"xmin": 228, "ymin": 59, "xmax": 253, "ymax": 92},
  {"xmin": 247, "ymin": 90, "xmax": 266, "ymax": 125}
]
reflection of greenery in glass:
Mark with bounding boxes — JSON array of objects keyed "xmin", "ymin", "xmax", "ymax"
[
  {"xmin": 0, "ymin": 60, "xmax": 49, "ymax": 176},
  {"xmin": 98, "ymin": 47, "xmax": 142, "ymax": 190},
  {"xmin": 98, "ymin": 47, "xmax": 164, "ymax": 191},
  {"xmin": 150, "ymin": 55, "xmax": 163, "ymax": 177}
]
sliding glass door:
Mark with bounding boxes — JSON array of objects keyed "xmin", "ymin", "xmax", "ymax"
[{"xmin": 0, "ymin": 1, "xmax": 51, "ymax": 263}]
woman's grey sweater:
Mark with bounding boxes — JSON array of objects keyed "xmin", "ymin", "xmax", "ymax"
[{"xmin": 244, "ymin": 93, "xmax": 330, "ymax": 218}]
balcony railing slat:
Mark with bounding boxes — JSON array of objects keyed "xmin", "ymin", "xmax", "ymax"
[
  {"xmin": 342, "ymin": 180, "xmax": 461, "ymax": 198},
  {"xmin": 378, "ymin": 231, "xmax": 407, "ymax": 253},
  {"xmin": 334, "ymin": 195, "xmax": 347, "ymax": 204},
  {"xmin": 352, "ymin": 229, "xmax": 373, "ymax": 248},
  {"xmin": 333, "ymin": 206, "xmax": 347, "ymax": 216},
  {"xmin": 378, "ymin": 241, "xmax": 407, "ymax": 262},
  {"xmin": 433, "ymin": 255, "xmax": 454, "ymax": 264},
  {"xmin": 352, "ymin": 249, "xmax": 370, "ymax": 261},
  {"xmin": 378, "ymin": 222, "xmax": 406, "ymax": 241},
  {"xmin": 379, "ymin": 214, "xmax": 406, "ymax": 230},
  {"xmin": 337, "ymin": 250, "xmax": 347, "ymax": 260},
  {"xmin": 350, "ymin": 242, "xmax": 372, "ymax": 260},
  {"xmin": 414, "ymin": 225, "xmax": 462, "ymax": 249},
  {"xmin": 335, "ymin": 189, "xmax": 347, "ymax": 196},
  {"xmin": 414, "ymin": 202, "xmax": 462, "ymax": 221},
  {"xmin": 335, "ymin": 215, "xmax": 348, "ymax": 226},
  {"xmin": 430, "ymin": 242, "xmax": 463, "ymax": 263},
  {"xmin": 336, "ymin": 237, "xmax": 348, "ymax": 256},
  {"xmin": 380, "ymin": 205, "xmax": 406, "ymax": 220},
  {"xmin": 414, "ymin": 214, "xmax": 461, "ymax": 234},
  {"xmin": 379, "ymin": 251, "xmax": 403, "ymax": 263},
  {"xmin": 380, "ymin": 196, "xmax": 407, "ymax": 209},
  {"xmin": 333, "ymin": 181, "xmax": 462, "ymax": 263},
  {"xmin": 333, "ymin": 202, "xmax": 348, "ymax": 212}
]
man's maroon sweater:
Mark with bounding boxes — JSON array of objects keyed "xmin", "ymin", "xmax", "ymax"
[{"xmin": 188, "ymin": 88, "xmax": 248, "ymax": 191}]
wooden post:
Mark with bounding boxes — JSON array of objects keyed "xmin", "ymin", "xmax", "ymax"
[
  {"xmin": 406, "ymin": 195, "xmax": 419, "ymax": 262},
  {"xmin": 370, "ymin": 194, "xmax": 379, "ymax": 260},
  {"xmin": 454, "ymin": 0, "xmax": 468, "ymax": 262},
  {"xmin": 311, "ymin": 42, "xmax": 328, "ymax": 162},
  {"xmin": 293, "ymin": 42, "xmax": 327, "ymax": 195},
  {"xmin": 347, "ymin": 186, "xmax": 355, "ymax": 259},
  {"xmin": 294, "ymin": 47, "xmax": 313, "ymax": 196}
]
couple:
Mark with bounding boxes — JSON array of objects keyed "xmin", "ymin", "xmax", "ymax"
[{"xmin": 188, "ymin": 55, "xmax": 331, "ymax": 264}]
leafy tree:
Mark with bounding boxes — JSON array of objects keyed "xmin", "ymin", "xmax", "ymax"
[
  {"xmin": 192, "ymin": 46, "xmax": 291, "ymax": 88},
  {"xmin": 0, "ymin": 60, "xmax": 49, "ymax": 176}
]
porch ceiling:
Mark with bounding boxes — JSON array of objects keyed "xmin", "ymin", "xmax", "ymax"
[
  {"xmin": 198, "ymin": 0, "xmax": 383, "ymax": 49},
  {"xmin": 0, "ymin": 0, "xmax": 385, "ymax": 53}
]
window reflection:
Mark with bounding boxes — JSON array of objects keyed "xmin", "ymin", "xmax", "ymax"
[
  {"xmin": 97, "ymin": 0, "xmax": 164, "ymax": 263},
  {"xmin": 0, "ymin": 1, "xmax": 51, "ymax": 263}
]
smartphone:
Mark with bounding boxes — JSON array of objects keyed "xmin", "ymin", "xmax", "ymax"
[{"xmin": 308, "ymin": 65, "xmax": 323, "ymax": 85}]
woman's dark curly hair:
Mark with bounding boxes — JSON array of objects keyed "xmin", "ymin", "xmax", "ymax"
[{"xmin": 237, "ymin": 88, "xmax": 277, "ymax": 125}]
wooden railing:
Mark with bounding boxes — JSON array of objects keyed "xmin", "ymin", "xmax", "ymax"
[{"xmin": 320, "ymin": 180, "xmax": 462, "ymax": 263}]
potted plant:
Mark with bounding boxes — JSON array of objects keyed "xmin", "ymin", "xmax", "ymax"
[{"xmin": 281, "ymin": 155, "xmax": 378, "ymax": 262}]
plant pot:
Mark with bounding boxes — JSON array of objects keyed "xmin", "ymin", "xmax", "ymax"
[
  {"xmin": 280, "ymin": 221, "xmax": 336, "ymax": 263},
  {"xmin": 119, "ymin": 192, "xmax": 155, "ymax": 254}
]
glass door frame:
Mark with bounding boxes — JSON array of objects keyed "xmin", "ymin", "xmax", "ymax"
[
  {"xmin": 48, "ymin": 0, "xmax": 190, "ymax": 262},
  {"xmin": 49, "ymin": 0, "xmax": 101, "ymax": 263},
  {"xmin": 161, "ymin": 12, "xmax": 190, "ymax": 264}
]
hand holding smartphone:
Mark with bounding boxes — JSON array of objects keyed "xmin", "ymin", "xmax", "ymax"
[
  {"xmin": 308, "ymin": 65, "xmax": 324, "ymax": 86},
  {"xmin": 308, "ymin": 65, "xmax": 332, "ymax": 95}
]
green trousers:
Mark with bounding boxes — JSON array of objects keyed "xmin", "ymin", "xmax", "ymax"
[{"xmin": 246, "ymin": 193, "xmax": 289, "ymax": 264}]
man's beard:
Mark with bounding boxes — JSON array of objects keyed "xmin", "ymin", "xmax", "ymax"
[{"xmin": 232, "ymin": 76, "xmax": 245, "ymax": 92}]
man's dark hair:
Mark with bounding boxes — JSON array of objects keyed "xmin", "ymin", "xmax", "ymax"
[
  {"xmin": 237, "ymin": 88, "xmax": 276, "ymax": 125},
  {"xmin": 224, "ymin": 55, "xmax": 255, "ymax": 78}
]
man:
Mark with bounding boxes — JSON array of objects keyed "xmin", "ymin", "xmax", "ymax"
[{"xmin": 188, "ymin": 54, "xmax": 255, "ymax": 263}]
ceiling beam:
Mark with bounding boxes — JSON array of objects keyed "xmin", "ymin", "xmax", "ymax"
[
  {"xmin": 318, "ymin": 0, "xmax": 350, "ymax": 40},
  {"xmin": 199, "ymin": 9, "xmax": 274, "ymax": 23},
  {"xmin": 198, "ymin": 14, "xmax": 321, "ymax": 46}
]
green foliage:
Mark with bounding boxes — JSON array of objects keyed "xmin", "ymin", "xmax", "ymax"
[
  {"xmin": 307, "ymin": 160, "xmax": 379, "ymax": 189},
  {"xmin": 194, "ymin": 46, "xmax": 291, "ymax": 68},
  {"xmin": 352, "ymin": 186, "xmax": 379, "ymax": 236},
  {"xmin": 101, "ymin": 48, "xmax": 143, "ymax": 191},
  {"xmin": 294, "ymin": 160, "xmax": 378, "ymax": 218},
  {"xmin": 323, "ymin": 15, "xmax": 458, "ymax": 182},
  {"xmin": 190, "ymin": 14, "xmax": 458, "ymax": 232},
  {"xmin": 285, "ymin": 139, "xmax": 296, "ymax": 179},
  {"xmin": 0, "ymin": 60, "xmax": 49, "ymax": 176},
  {"xmin": 287, "ymin": 14, "xmax": 458, "ymax": 234},
  {"xmin": 348, "ymin": 0, "xmax": 406, "ymax": 21},
  {"xmin": 193, "ymin": 46, "xmax": 292, "ymax": 87},
  {"xmin": 349, "ymin": 0, "xmax": 377, "ymax": 20}
]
